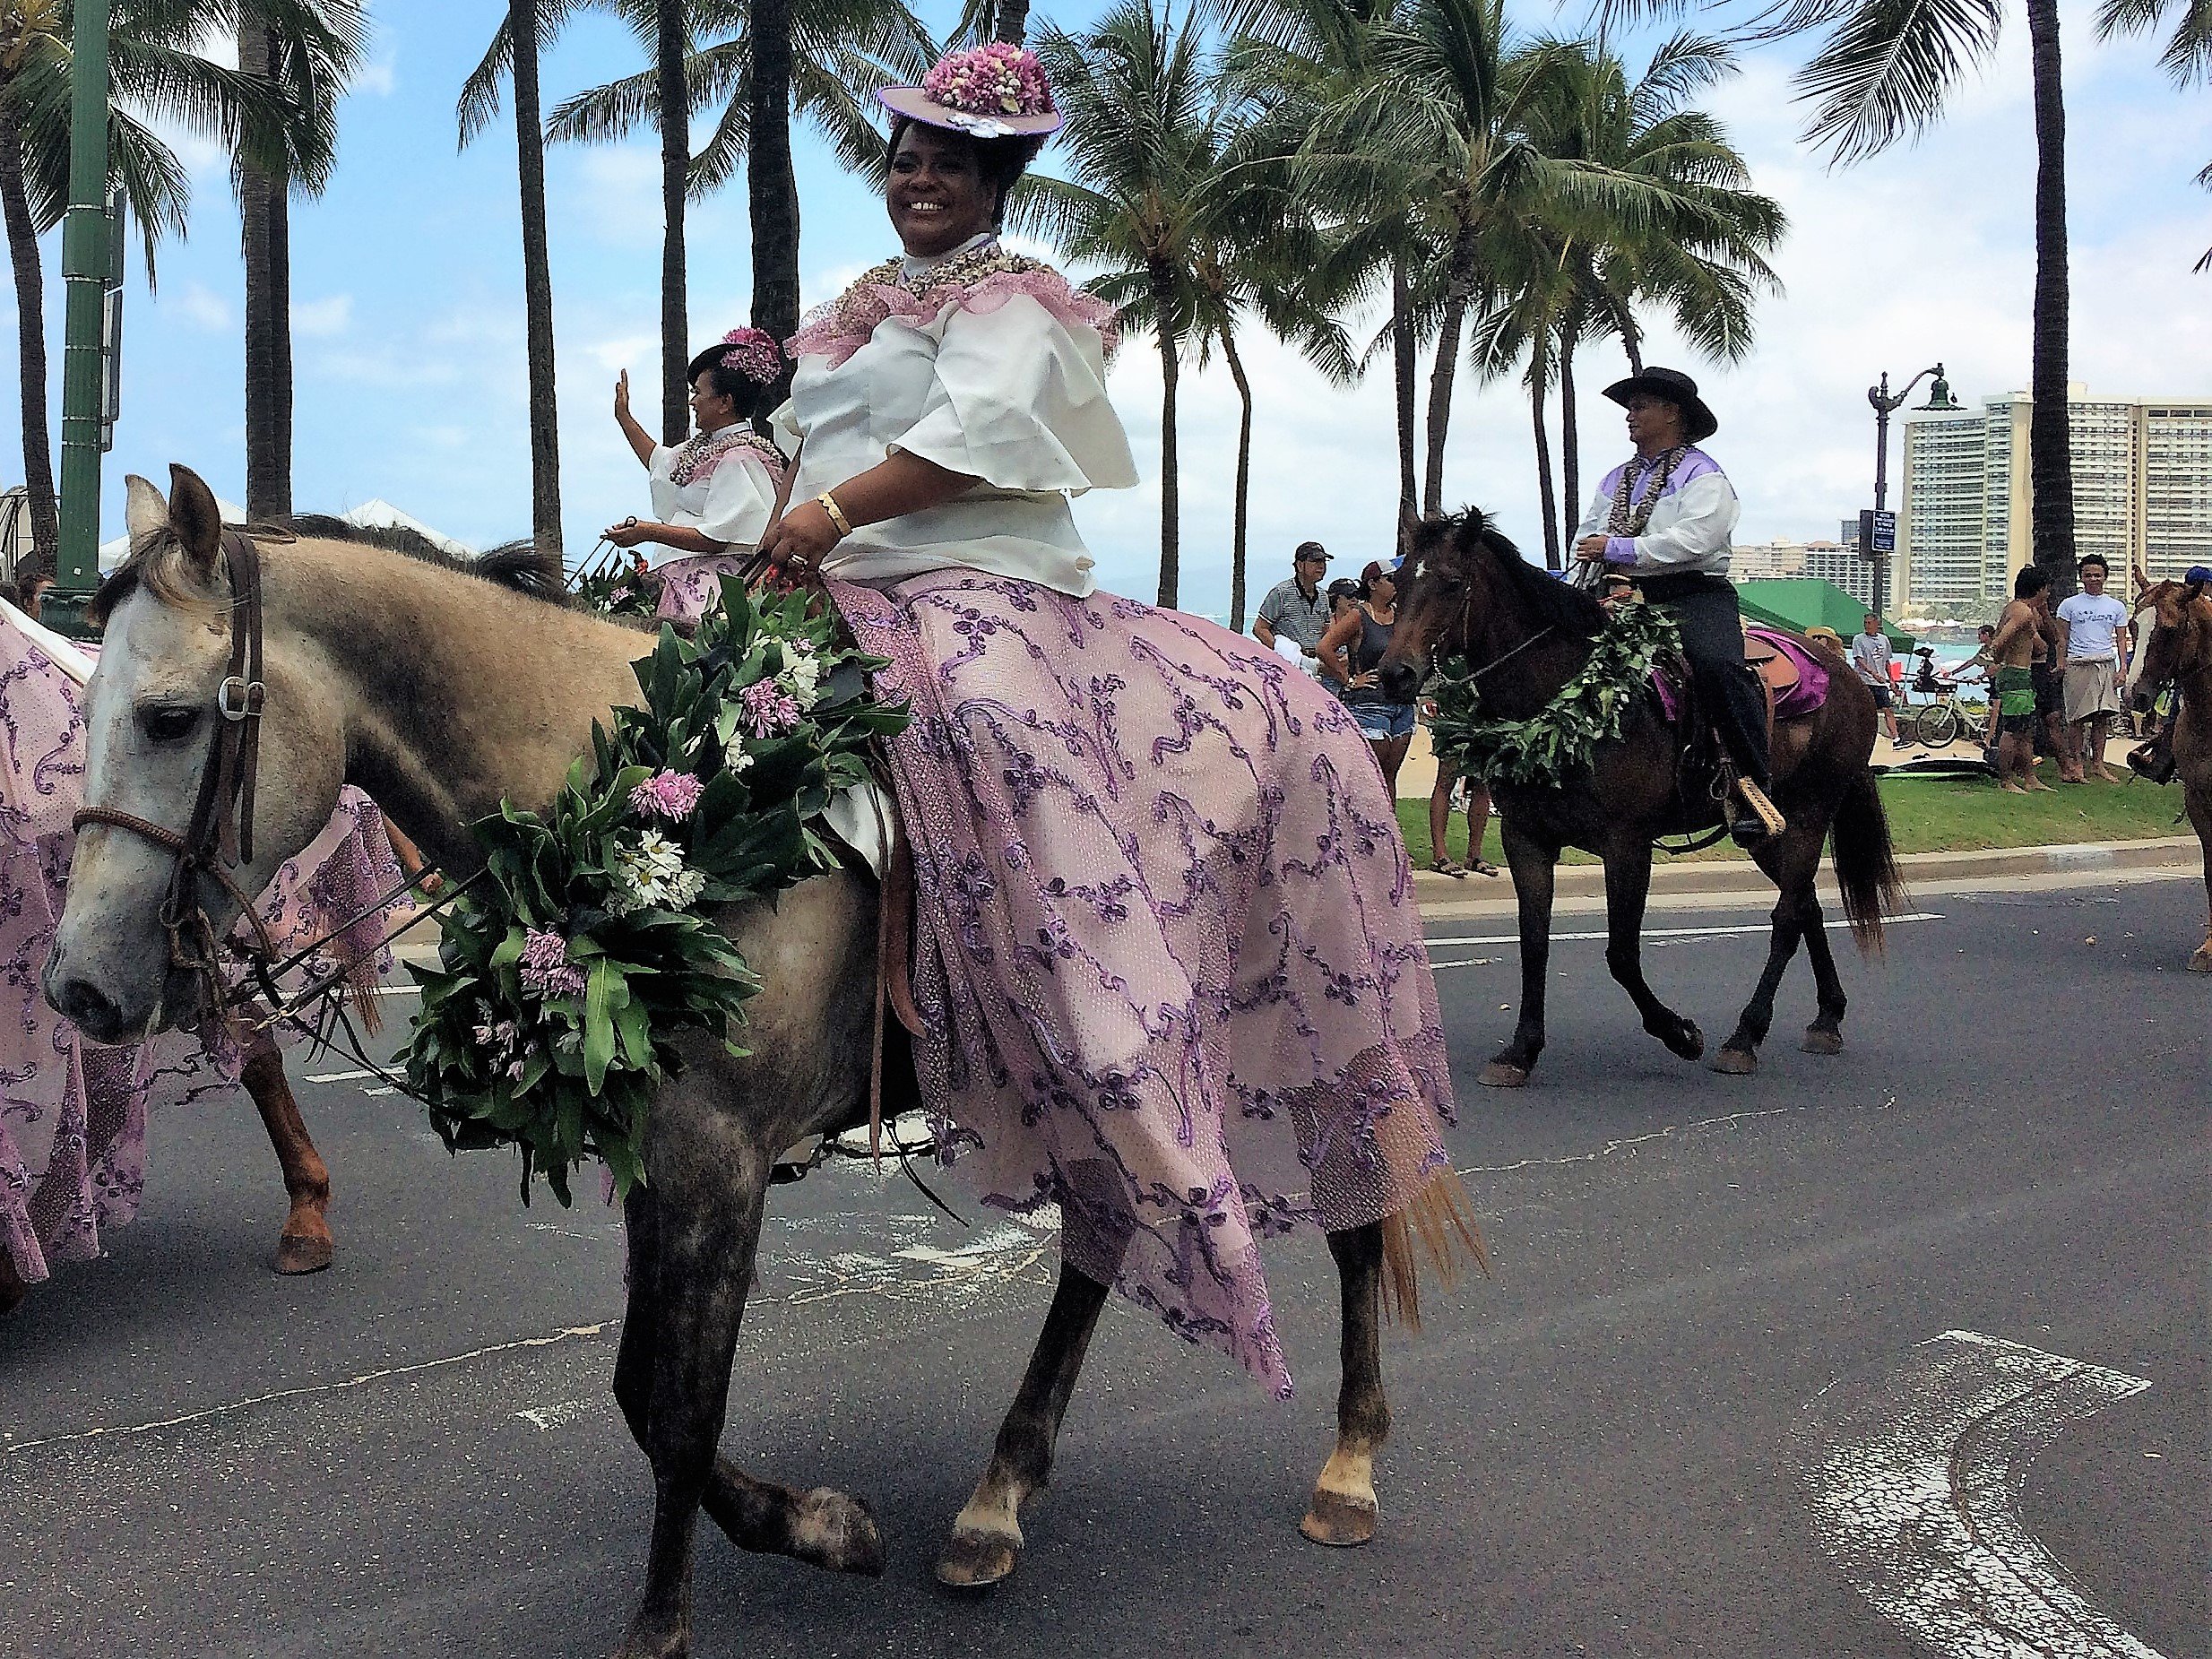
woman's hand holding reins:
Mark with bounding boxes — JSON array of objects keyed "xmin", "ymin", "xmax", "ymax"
[
  {"xmin": 602, "ymin": 517, "xmax": 652, "ymax": 549},
  {"xmin": 759, "ymin": 498, "xmax": 842, "ymax": 577}
]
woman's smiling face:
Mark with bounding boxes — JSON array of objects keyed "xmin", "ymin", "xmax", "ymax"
[{"xmin": 887, "ymin": 124, "xmax": 996, "ymax": 258}]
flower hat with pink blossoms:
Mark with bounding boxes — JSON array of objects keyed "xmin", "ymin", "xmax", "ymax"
[{"xmin": 878, "ymin": 44, "xmax": 1064, "ymax": 138}]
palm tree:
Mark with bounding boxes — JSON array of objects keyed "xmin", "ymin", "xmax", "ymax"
[
  {"xmin": 237, "ymin": 1, "xmax": 367, "ymax": 521},
  {"xmin": 2094, "ymin": 0, "xmax": 2210, "ymax": 268},
  {"xmin": 1030, "ymin": 0, "xmax": 1216, "ymax": 608},
  {"xmin": 0, "ymin": 0, "xmax": 285, "ymax": 572},
  {"xmin": 540, "ymin": 0, "xmax": 932, "ymax": 431},
  {"xmin": 460, "ymin": 0, "xmax": 566, "ymax": 557}
]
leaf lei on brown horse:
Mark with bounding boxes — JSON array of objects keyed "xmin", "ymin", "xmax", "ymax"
[{"xmin": 1429, "ymin": 598, "xmax": 1682, "ymax": 788}]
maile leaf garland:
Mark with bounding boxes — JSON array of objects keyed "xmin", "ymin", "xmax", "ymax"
[
  {"xmin": 402, "ymin": 577, "xmax": 908, "ymax": 1205},
  {"xmin": 1429, "ymin": 599, "xmax": 1681, "ymax": 790}
]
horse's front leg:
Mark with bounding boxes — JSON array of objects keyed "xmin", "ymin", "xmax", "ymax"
[
  {"xmin": 1601, "ymin": 841, "xmax": 1703, "ymax": 1064},
  {"xmin": 937, "ymin": 1250, "xmax": 1112, "ymax": 1589},
  {"xmin": 1485, "ymin": 818, "xmax": 1554, "ymax": 1087},
  {"xmin": 2192, "ymin": 789, "xmax": 2212, "ymax": 972},
  {"xmin": 238, "ymin": 1031, "xmax": 333, "ymax": 1274},
  {"xmin": 615, "ymin": 1126, "xmax": 777, "ymax": 1659},
  {"xmin": 1300, "ymin": 1221, "xmax": 1388, "ymax": 1547},
  {"xmin": 613, "ymin": 1188, "xmax": 884, "ymax": 1600}
]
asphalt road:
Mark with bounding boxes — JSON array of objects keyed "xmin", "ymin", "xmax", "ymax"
[{"xmin": 3, "ymin": 877, "xmax": 2204, "ymax": 1659}]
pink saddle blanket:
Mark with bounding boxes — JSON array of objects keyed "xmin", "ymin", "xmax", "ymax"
[{"xmin": 1654, "ymin": 626, "xmax": 1830, "ymax": 724}]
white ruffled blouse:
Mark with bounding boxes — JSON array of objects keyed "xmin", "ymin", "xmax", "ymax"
[
  {"xmin": 774, "ymin": 234, "xmax": 1137, "ymax": 597},
  {"xmin": 644, "ymin": 425, "xmax": 784, "ymax": 562}
]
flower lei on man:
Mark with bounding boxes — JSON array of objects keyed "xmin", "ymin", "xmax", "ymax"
[
  {"xmin": 1428, "ymin": 598, "xmax": 1683, "ymax": 789},
  {"xmin": 402, "ymin": 576, "xmax": 907, "ymax": 1201}
]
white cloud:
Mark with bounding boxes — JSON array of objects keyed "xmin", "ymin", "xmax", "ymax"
[
  {"xmin": 353, "ymin": 53, "xmax": 398, "ymax": 98},
  {"xmin": 292, "ymin": 294, "xmax": 354, "ymax": 337},
  {"xmin": 168, "ymin": 281, "xmax": 232, "ymax": 332}
]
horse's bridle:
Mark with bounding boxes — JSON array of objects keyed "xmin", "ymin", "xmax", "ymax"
[{"xmin": 71, "ymin": 528, "xmax": 281, "ymax": 1024}]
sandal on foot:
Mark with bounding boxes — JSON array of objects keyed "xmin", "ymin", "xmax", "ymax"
[
  {"xmin": 1468, "ymin": 859, "xmax": 1502, "ymax": 878},
  {"xmin": 1430, "ymin": 858, "xmax": 1469, "ymax": 879}
]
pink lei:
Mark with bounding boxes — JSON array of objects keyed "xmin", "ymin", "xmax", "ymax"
[
  {"xmin": 667, "ymin": 428, "xmax": 789, "ymax": 488},
  {"xmin": 784, "ymin": 243, "xmax": 1120, "ymax": 370}
]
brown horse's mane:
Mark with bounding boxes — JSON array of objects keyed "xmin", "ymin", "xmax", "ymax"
[
  {"xmin": 1424, "ymin": 509, "xmax": 1606, "ymax": 641},
  {"xmin": 90, "ymin": 514, "xmax": 572, "ymax": 629}
]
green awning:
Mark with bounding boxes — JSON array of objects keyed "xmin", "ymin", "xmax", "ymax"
[{"xmin": 1733, "ymin": 578, "xmax": 1914, "ymax": 654}]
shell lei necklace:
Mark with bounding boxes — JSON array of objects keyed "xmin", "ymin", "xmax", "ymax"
[
  {"xmin": 843, "ymin": 240, "xmax": 1049, "ymax": 312},
  {"xmin": 669, "ymin": 428, "xmax": 787, "ymax": 488},
  {"xmin": 1606, "ymin": 445, "xmax": 1688, "ymax": 538}
]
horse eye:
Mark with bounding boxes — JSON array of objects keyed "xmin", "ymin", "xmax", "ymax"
[{"xmin": 140, "ymin": 705, "xmax": 199, "ymax": 744}]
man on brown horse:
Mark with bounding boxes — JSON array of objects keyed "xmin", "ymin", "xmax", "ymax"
[{"xmin": 1571, "ymin": 367, "xmax": 1783, "ymax": 844}]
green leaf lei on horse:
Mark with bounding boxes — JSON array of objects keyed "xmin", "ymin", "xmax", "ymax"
[
  {"xmin": 1429, "ymin": 598, "xmax": 1682, "ymax": 789},
  {"xmin": 402, "ymin": 577, "xmax": 908, "ymax": 1203}
]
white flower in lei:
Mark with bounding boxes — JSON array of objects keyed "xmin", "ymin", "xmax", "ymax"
[
  {"xmin": 609, "ymin": 829, "xmax": 706, "ymax": 915},
  {"xmin": 783, "ymin": 649, "xmax": 823, "ymax": 706}
]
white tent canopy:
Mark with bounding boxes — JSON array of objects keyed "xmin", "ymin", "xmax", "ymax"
[{"xmin": 98, "ymin": 496, "xmax": 475, "ymax": 573}]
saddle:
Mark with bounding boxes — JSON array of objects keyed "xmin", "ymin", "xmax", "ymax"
[{"xmin": 1741, "ymin": 632, "xmax": 1800, "ymax": 754}]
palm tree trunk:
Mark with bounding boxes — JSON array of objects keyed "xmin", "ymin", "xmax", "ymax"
[
  {"xmin": 511, "ymin": 0, "xmax": 564, "ymax": 557},
  {"xmin": 1559, "ymin": 307, "xmax": 1580, "ymax": 544},
  {"xmin": 1532, "ymin": 354, "xmax": 1559, "ymax": 570},
  {"xmin": 656, "ymin": 0, "xmax": 689, "ymax": 445},
  {"xmin": 1422, "ymin": 226, "xmax": 1478, "ymax": 517},
  {"xmin": 1221, "ymin": 319, "xmax": 1254, "ymax": 632},
  {"xmin": 0, "ymin": 90, "xmax": 58, "ymax": 572},
  {"xmin": 240, "ymin": 22, "xmax": 289, "ymax": 521},
  {"xmin": 270, "ymin": 175, "xmax": 293, "ymax": 516},
  {"xmin": 994, "ymin": 0, "xmax": 1033, "ymax": 42},
  {"xmin": 1391, "ymin": 256, "xmax": 1416, "ymax": 518},
  {"xmin": 748, "ymin": 0, "xmax": 801, "ymax": 353},
  {"xmin": 2025, "ymin": 0, "xmax": 2077, "ymax": 601},
  {"xmin": 1150, "ymin": 261, "xmax": 1180, "ymax": 610}
]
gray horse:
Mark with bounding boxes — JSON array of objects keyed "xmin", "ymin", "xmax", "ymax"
[{"xmin": 44, "ymin": 466, "xmax": 1444, "ymax": 1658}]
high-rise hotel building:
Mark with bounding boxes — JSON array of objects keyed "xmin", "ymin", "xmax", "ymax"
[{"xmin": 1898, "ymin": 388, "xmax": 2212, "ymax": 614}]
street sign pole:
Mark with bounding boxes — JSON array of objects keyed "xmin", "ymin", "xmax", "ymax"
[{"xmin": 52, "ymin": 0, "xmax": 113, "ymax": 634}]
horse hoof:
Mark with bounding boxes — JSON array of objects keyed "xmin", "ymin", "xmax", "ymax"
[
  {"xmin": 611, "ymin": 1630, "xmax": 687, "ymax": 1659},
  {"xmin": 936, "ymin": 1523, "xmax": 1022, "ymax": 1590},
  {"xmin": 2190, "ymin": 947, "xmax": 2212, "ymax": 974},
  {"xmin": 1800, "ymin": 1028, "xmax": 1845, "ymax": 1056},
  {"xmin": 1479, "ymin": 1061, "xmax": 1530, "ymax": 1089},
  {"xmin": 1709, "ymin": 1048, "xmax": 1758, "ymax": 1076},
  {"xmin": 1300, "ymin": 1487, "xmax": 1378, "ymax": 1548},
  {"xmin": 794, "ymin": 1487, "xmax": 886, "ymax": 1577},
  {"xmin": 273, "ymin": 1231, "xmax": 333, "ymax": 1275},
  {"xmin": 1665, "ymin": 1021, "xmax": 1705, "ymax": 1063}
]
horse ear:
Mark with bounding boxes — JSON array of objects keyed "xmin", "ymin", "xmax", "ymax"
[
  {"xmin": 1397, "ymin": 505, "xmax": 1424, "ymax": 556},
  {"xmin": 123, "ymin": 474, "xmax": 168, "ymax": 549},
  {"xmin": 166, "ymin": 463, "xmax": 224, "ymax": 575}
]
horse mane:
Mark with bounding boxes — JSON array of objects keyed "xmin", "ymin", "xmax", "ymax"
[
  {"xmin": 91, "ymin": 515, "xmax": 573, "ymax": 628},
  {"xmin": 1439, "ymin": 508, "xmax": 1605, "ymax": 638}
]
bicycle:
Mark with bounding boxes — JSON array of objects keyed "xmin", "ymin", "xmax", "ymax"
[{"xmin": 1898, "ymin": 651, "xmax": 1986, "ymax": 749}]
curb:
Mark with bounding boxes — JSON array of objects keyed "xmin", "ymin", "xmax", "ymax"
[{"xmin": 1410, "ymin": 835, "xmax": 2200, "ymax": 903}]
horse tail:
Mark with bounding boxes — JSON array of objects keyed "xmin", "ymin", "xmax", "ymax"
[
  {"xmin": 1379, "ymin": 1167, "xmax": 1488, "ymax": 1331},
  {"xmin": 1829, "ymin": 767, "xmax": 1906, "ymax": 955}
]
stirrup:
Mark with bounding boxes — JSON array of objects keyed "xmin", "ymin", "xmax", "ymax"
[{"xmin": 1732, "ymin": 777, "xmax": 1787, "ymax": 838}]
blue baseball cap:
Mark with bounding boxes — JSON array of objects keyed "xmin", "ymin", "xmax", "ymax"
[{"xmin": 2188, "ymin": 565, "xmax": 2211, "ymax": 583}]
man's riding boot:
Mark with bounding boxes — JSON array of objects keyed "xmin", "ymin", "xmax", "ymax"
[{"xmin": 1730, "ymin": 777, "xmax": 1786, "ymax": 845}]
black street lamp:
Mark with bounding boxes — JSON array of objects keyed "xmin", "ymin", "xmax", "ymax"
[{"xmin": 1865, "ymin": 363, "xmax": 1963, "ymax": 619}]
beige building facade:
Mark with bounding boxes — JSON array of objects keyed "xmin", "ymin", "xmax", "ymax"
[{"xmin": 1898, "ymin": 388, "xmax": 2212, "ymax": 616}]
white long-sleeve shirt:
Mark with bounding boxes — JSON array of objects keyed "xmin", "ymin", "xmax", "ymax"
[
  {"xmin": 644, "ymin": 426, "xmax": 782, "ymax": 562},
  {"xmin": 1573, "ymin": 446, "xmax": 1740, "ymax": 578}
]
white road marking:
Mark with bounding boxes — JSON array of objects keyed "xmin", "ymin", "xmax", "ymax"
[
  {"xmin": 305, "ymin": 1067, "xmax": 375, "ymax": 1083},
  {"xmin": 2, "ymin": 1322, "xmax": 613, "ymax": 1456},
  {"xmin": 514, "ymin": 1398, "xmax": 599, "ymax": 1432},
  {"xmin": 1427, "ymin": 912, "xmax": 1945, "ymax": 950},
  {"xmin": 1796, "ymin": 1328, "xmax": 2162, "ymax": 1659}
]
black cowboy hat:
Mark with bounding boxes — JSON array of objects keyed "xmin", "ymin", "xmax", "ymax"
[{"xmin": 1603, "ymin": 366, "xmax": 1718, "ymax": 443}]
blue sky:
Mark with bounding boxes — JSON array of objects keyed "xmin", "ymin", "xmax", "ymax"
[{"xmin": 10, "ymin": 0, "xmax": 2209, "ymax": 618}]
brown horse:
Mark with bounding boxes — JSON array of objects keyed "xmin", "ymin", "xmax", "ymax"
[
  {"xmin": 1380, "ymin": 509, "xmax": 1906, "ymax": 1084},
  {"xmin": 44, "ymin": 465, "xmax": 1441, "ymax": 1659},
  {"xmin": 2130, "ymin": 576, "xmax": 2212, "ymax": 971}
]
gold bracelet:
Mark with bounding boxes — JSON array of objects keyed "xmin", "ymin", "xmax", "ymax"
[{"xmin": 817, "ymin": 492, "xmax": 854, "ymax": 539}]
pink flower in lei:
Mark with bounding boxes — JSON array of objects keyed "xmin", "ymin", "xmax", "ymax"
[
  {"xmin": 519, "ymin": 929, "xmax": 589, "ymax": 999},
  {"xmin": 629, "ymin": 768, "xmax": 704, "ymax": 823},
  {"xmin": 718, "ymin": 326, "xmax": 783, "ymax": 385},
  {"xmin": 739, "ymin": 678, "xmax": 802, "ymax": 739},
  {"xmin": 921, "ymin": 44, "xmax": 1053, "ymax": 119},
  {"xmin": 784, "ymin": 244, "xmax": 1120, "ymax": 370}
]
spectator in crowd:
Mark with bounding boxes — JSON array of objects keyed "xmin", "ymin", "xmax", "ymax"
[
  {"xmin": 1425, "ymin": 745, "xmax": 1497, "ymax": 878},
  {"xmin": 2030, "ymin": 604, "xmax": 2077, "ymax": 779},
  {"xmin": 1319, "ymin": 558, "xmax": 1418, "ymax": 796},
  {"xmin": 1253, "ymin": 540, "xmax": 1333, "ymax": 671},
  {"xmin": 1966, "ymin": 622, "xmax": 2000, "ymax": 746},
  {"xmin": 1849, "ymin": 613, "xmax": 1911, "ymax": 747},
  {"xmin": 2055, "ymin": 554, "xmax": 2131, "ymax": 782},
  {"xmin": 1991, "ymin": 566, "xmax": 2055, "ymax": 793},
  {"xmin": 14, "ymin": 570, "xmax": 53, "ymax": 624}
]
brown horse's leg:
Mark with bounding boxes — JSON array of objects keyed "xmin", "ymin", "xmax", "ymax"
[
  {"xmin": 937, "ymin": 1255, "xmax": 1112, "ymax": 1589},
  {"xmin": 2191, "ymin": 788, "xmax": 2212, "ymax": 972},
  {"xmin": 1600, "ymin": 841, "xmax": 1703, "ymax": 1065},
  {"xmin": 1301, "ymin": 1221, "xmax": 1389, "ymax": 1547},
  {"xmin": 0, "ymin": 1249, "xmax": 26, "ymax": 1315},
  {"xmin": 1716, "ymin": 823, "xmax": 1832, "ymax": 1068},
  {"xmin": 239, "ymin": 1033, "xmax": 334, "ymax": 1275},
  {"xmin": 1795, "ymin": 892, "xmax": 1851, "ymax": 1051},
  {"xmin": 1485, "ymin": 817, "xmax": 1555, "ymax": 1086},
  {"xmin": 613, "ymin": 1187, "xmax": 883, "ymax": 1589}
]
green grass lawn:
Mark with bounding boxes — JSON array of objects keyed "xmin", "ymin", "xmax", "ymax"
[{"xmin": 1400, "ymin": 769, "xmax": 2192, "ymax": 868}]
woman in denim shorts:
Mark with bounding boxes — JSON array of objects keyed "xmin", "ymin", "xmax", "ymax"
[{"xmin": 1319, "ymin": 558, "xmax": 1419, "ymax": 794}]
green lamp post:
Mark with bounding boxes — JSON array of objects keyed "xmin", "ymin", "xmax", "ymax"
[{"xmin": 47, "ymin": 0, "xmax": 112, "ymax": 638}]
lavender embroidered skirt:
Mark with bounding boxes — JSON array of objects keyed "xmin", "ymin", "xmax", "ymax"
[
  {"xmin": 1, "ymin": 619, "xmax": 405, "ymax": 1288},
  {"xmin": 832, "ymin": 571, "xmax": 1456, "ymax": 1396}
]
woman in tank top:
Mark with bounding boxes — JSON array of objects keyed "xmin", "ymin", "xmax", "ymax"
[{"xmin": 1319, "ymin": 557, "xmax": 1418, "ymax": 794}]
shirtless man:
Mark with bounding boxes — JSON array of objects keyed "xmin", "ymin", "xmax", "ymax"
[{"xmin": 1991, "ymin": 565, "xmax": 2055, "ymax": 793}]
